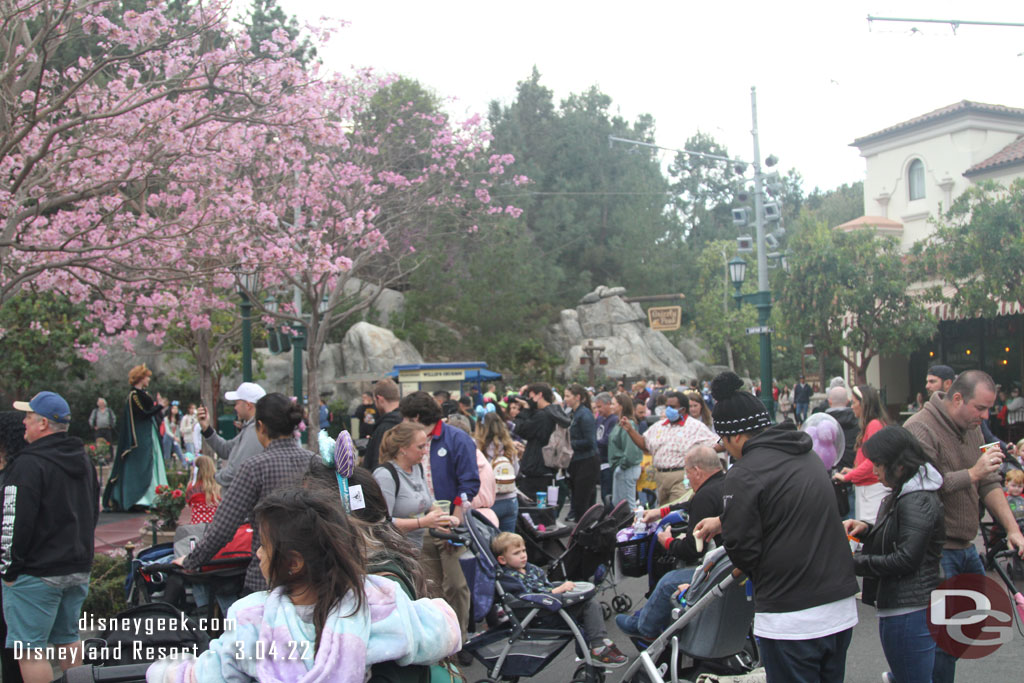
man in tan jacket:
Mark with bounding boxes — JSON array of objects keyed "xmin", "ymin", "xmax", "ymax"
[{"xmin": 903, "ymin": 369, "xmax": 1024, "ymax": 683}]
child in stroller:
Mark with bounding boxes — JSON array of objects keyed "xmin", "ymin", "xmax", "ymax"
[{"xmin": 493, "ymin": 532, "xmax": 627, "ymax": 668}]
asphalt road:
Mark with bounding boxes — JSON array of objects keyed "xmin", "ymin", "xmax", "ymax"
[{"xmin": 460, "ymin": 557, "xmax": 1023, "ymax": 683}]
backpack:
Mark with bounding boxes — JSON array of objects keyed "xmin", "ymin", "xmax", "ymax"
[
  {"xmin": 378, "ymin": 461, "xmax": 425, "ymax": 497},
  {"xmin": 542, "ymin": 424, "xmax": 573, "ymax": 470},
  {"xmin": 492, "ymin": 453, "xmax": 517, "ymax": 494}
]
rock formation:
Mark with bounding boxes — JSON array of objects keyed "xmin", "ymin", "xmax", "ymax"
[{"xmin": 545, "ymin": 286, "xmax": 713, "ymax": 383}]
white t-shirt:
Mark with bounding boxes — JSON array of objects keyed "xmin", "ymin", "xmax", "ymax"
[{"xmin": 753, "ymin": 596, "xmax": 858, "ymax": 640}]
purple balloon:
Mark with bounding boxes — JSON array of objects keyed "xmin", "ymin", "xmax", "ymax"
[{"xmin": 333, "ymin": 431, "xmax": 355, "ymax": 478}]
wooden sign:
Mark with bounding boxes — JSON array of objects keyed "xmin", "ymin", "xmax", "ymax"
[{"xmin": 647, "ymin": 306, "xmax": 682, "ymax": 331}]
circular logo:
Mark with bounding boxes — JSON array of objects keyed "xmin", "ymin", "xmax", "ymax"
[{"xmin": 927, "ymin": 573, "xmax": 1014, "ymax": 659}]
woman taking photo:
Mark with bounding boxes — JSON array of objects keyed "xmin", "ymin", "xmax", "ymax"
[
  {"xmin": 103, "ymin": 364, "xmax": 168, "ymax": 511},
  {"xmin": 565, "ymin": 383, "xmax": 600, "ymax": 520},
  {"xmin": 373, "ymin": 422, "xmax": 452, "ymax": 547},
  {"xmin": 843, "ymin": 426, "xmax": 944, "ymax": 683},
  {"xmin": 834, "ymin": 384, "xmax": 891, "ymax": 523}
]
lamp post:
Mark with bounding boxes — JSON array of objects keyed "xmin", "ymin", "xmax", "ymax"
[
  {"xmin": 608, "ymin": 87, "xmax": 780, "ymax": 414},
  {"xmin": 233, "ymin": 268, "xmax": 259, "ymax": 383}
]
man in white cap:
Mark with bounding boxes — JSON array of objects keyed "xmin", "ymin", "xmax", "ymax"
[{"xmin": 196, "ymin": 382, "xmax": 266, "ymax": 488}]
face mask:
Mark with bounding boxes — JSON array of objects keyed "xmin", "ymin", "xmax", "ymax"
[{"xmin": 664, "ymin": 406, "xmax": 680, "ymax": 422}]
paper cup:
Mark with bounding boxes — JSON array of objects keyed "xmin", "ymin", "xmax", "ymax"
[
  {"xmin": 536, "ymin": 491, "xmax": 547, "ymax": 507},
  {"xmin": 547, "ymin": 485, "xmax": 559, "ymax": 507}
]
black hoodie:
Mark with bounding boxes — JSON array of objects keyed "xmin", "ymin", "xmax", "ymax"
[
  {"xmin": 515, "ymin": 403, "xmax": 571, "ymax": 477},
  {"xmin": 826, "ymin": 406, "xmax": 859, "ymax": 471},
  {"xmin": 721, "ymin": 422, "xmax": 859, "ymax": 613},
  {"xmin": 0, "ymin": 432, "xmax": 99, "ymax": 580}
]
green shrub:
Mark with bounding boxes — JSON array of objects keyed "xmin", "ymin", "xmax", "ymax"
[
  {"xmin": 166, "ymin": 468, "xmax": 191, "ymax": 490},
  {"xmin": 81, "ymin": 552, "xmax": 129, "ymax": 620}
]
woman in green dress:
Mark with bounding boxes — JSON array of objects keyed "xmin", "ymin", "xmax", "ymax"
[{"xmin": 102, "ymin": 364, "xmax": 169, "ymax": 511}]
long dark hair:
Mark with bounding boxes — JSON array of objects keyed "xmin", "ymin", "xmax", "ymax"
[
  {"xmin": 566, "ymin": 383, "xmax": 591, "ymax": 411},
  {"xmin": 254, "ymin": 487, "xmax": 367, "ymax": 653},
  {"xmin": 255, "ymin": 393, "xmax": 304, "ymax": 439},
  {"xmin": 862, "ymin": 425, "xmax": 935, "ymax": 491},
  {"xmin": 302, "ymin": 464, "xmax": 431, "ymax": 599},
  {"xmin": 853, "ymin": 384, "xmax": 891, "ymax": 448}
]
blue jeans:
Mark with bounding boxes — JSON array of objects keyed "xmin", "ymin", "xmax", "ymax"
[
  {"xmin": 757, "ymin": 627, "xmax": 853, "ymax": 683},
  {"xmin": 637, "ymin": 568, "xmax": 695, "ymax": 637},
  {"xmin": 879, "ymin": 608, "xmax": 934, "ymax": 683},
  {"xmin": 491, "ymin": 497, "xmax": 519, "ymax": 533},
  {"xmin": 794, "ymin": 402, "xmax": 809, "ymax": 425},
  {"xmin": 600, "ymin": 466, "xmax": 613, "ymax": 505},
  {"xmin": 612, "ymin": 464, "xmax": 641, "ymax": 508},
  {"xmin": 933, "ymin": 546, "xmax": 986, "ymax": 683}
]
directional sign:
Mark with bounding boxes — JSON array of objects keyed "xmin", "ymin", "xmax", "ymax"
[
  {"xmin": 746, "ymin": 326, "xmax": 774, "ymax": 335},
  {"xmin": 647, "ymin": 306, "xmax": 682, "ymax": 331}
]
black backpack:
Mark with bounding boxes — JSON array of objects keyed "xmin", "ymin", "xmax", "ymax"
[{"xmin": 376, "ymin": 461, "xmax": 425, "ymax": 498}]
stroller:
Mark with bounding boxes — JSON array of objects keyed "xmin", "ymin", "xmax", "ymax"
[
  {"xmin": 982, "ymin": 513, "xmax": 1024, "ymax": 579},
  {"xmin": 618, "ymin": 547, "xmax": 760, "ymax": 683},
  {"xmin": 442, "ymin": 510, "xmax": 611, "ymax": 683},
  {"xmin": 617, "ymin": 510, "xmax": 690, "ymax": 595},
  {"xmin": 547, "ymin": 500, "xmax": 636, "ymax": 619},
  {"xmin": 517, "ymin": 502, "xmax": 573, "ymax": 567}
]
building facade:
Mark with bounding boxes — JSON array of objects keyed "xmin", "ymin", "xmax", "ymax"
[{"xmin": 846, "ymin": 101, "xmax": 1024, "ymax": 405}]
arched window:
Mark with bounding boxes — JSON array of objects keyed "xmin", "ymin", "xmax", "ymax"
[{"xmin": 908, "ymin": 159, "xmax": 925, "ymax": 200}]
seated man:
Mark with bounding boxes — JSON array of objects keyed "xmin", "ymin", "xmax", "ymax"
[
  {"xmin": 616, "ymin": 445, "xmax": 725, "ymax": 639},
  {"xmin": 492, "ymin": 532, "xmax": 626, "ymax": 668}
]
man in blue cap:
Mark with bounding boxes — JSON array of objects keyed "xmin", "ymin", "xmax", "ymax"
[{"xmin": 3, "ymin": 391, "xmax": 98, "ymax": 682}]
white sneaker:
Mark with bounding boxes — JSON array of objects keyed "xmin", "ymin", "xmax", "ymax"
[{"xmin": 881, "ymin": 673, "xmax": 894, "ymax": 683}]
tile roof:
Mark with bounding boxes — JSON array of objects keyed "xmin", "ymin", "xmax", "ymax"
[
  {"xmin": 852, "ymin": 101, "xmax": 1024, "ymax": 148},
  {"xmin": 964, "ymin": 136, "xmax": 1024, "ymax": 176}
]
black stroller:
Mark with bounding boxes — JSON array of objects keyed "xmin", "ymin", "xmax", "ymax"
[
  {"xmin": 443, "ymin": 510, "xmax": 611, "ymax": 683},
  {"xmin": 618, "ymin": 547, "xmax": 760, "ymax": 683},
  {"xmin": 547, "ymin": 500, "xmax": 636, "ymax": 618}
]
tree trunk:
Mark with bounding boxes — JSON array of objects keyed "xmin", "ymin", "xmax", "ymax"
[
  {"xmin": 305, "ymin": 329, "xmax": 321, "ymax": 451},
  {"xmin": 196, "ymin": 327, "xmax": 215, "ymax": 417},
  {"xmin": 725, "ymin": 340, "xmax": 735, "ymax": 372}
]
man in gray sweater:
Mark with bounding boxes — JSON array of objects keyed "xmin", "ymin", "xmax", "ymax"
[
  {"xmin": 903, "ymin": 369, "xmax": 1024, "ymax": 683},
  {"xmin": 196, "ymin": 382, "xmax": 267, "ymax": 488}
]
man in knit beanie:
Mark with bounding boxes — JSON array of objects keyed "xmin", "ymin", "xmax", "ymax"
[{"xmin": 695, "ymin": 372, "xmax": 858, "ymax": 682}]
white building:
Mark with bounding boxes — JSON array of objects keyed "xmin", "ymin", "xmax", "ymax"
[{"xmin": 845, "ymin": 101, "xmax": 1024, "ymax": 405}]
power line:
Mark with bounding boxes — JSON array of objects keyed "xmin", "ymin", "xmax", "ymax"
[{"xmin": 867, "ymin": 15, "xmax": 1024, "ymax": 32}]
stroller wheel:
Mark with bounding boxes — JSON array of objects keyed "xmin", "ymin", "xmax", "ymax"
[
  {"xmin": 572, "ymin": 663, "xmax": 606, "ymax": 683},
  {"xmin": 601, "ymin": 601, "xmax": 612, "ymax": 620},
  {"xmin": 612, "ymin": 595, "xmax": 632, "ymax": 613}
]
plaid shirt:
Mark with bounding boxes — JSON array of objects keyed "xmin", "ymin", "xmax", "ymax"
[
  {"xmin": 497, "ymin": 562, "xmax": 553, "ymax": 595},
  {"xmin": 643, "ymin": 416, "xmax": 718, "ymax": 470},
  {"xmin": 183, "ymin": 438, "xmax": 317, "ymax": 591}
]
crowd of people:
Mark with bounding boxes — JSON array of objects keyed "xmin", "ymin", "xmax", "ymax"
[{"xmin": 1, "ymin": 363, "xmax": 1022, "ymax": 683}]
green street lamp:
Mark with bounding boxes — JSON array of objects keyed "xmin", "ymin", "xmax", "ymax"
[
  {"xmin": 234, "ymin": 268, "xmax": 259, "ymax": 383},
  {"xmin": 729, "ymin": 255, "xmax": 774, "ymax": 417}
]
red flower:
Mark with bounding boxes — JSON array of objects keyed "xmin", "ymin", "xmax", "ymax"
[
  {"xmin": 172, "ymin": 489, "xmax": 182, "ymax": 499},
  {"xmin": 89, "ymin": 445, "xmax": 96, "ymax": 451}
]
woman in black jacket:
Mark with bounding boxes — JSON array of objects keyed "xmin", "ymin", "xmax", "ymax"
[
  {"xmin": 565, "ymin": 383, "xmax": 599, "ymax": 521},
  {"xmin": 843, "ymin": 425, "xmax": 945, "ymax": 683}
]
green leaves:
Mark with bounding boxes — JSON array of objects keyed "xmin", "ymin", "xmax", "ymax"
[
  {"xmin": 776, "ymin": 220, "xmax": 936, "ymax": 382},
  {"xmin": 918, "ymin": 178, "xmax": 1024, "ymax": 319}
]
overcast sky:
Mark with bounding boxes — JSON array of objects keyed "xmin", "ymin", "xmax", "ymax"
[{"xmin": 280, "ymin": 0, "xmax": 1023, "ymax": 192}]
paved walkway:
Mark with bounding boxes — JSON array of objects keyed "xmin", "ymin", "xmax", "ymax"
[{"xmin": 94, "ymin": 509, "xmax": 191, "ymax": 554}]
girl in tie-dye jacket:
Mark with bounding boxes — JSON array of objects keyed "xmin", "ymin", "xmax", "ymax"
[{"xmin": 147, "ymin": 487, "xmax": 460, "ymax": 683}]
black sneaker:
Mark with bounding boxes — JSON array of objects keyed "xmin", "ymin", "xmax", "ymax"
[{"xmin": 457, "ymin": 649, "xmax": 474, "ymax": 666}]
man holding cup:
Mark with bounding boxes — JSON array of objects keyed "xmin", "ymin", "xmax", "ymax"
[{"xmin": 903, "ymin": 369, "xmax": 1024, "ymax": 683}]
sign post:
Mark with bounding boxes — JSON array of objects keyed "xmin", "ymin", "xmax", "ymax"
[{"xmin": 647, "ymin": 306, "xmax": 682, "ymax": 331}]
